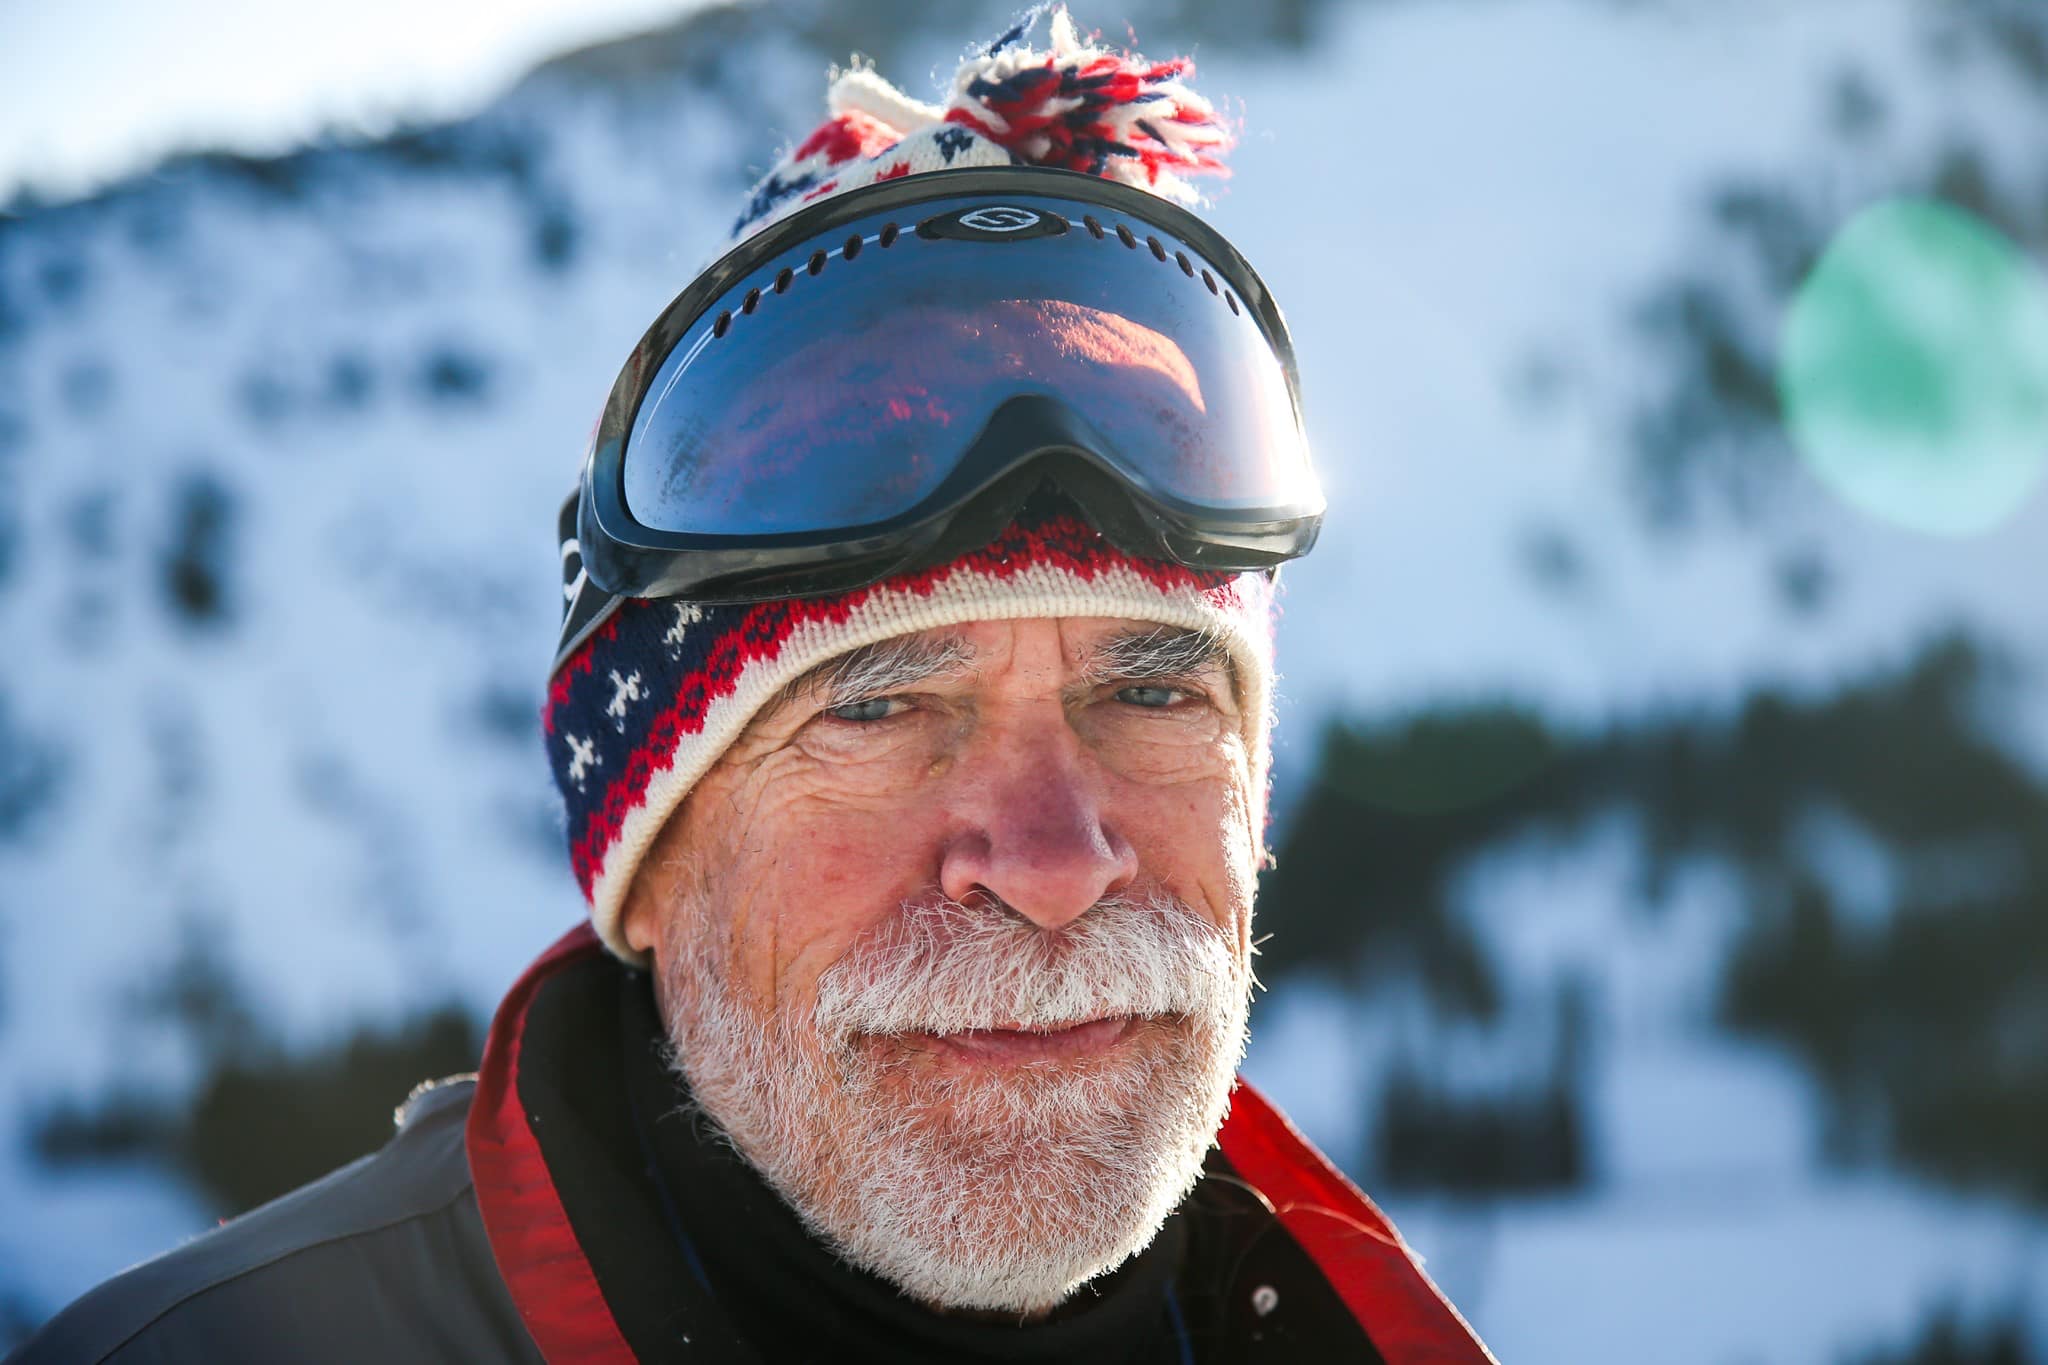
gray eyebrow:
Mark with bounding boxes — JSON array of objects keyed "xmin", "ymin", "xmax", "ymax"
[
  {"xmin": 781, "ymin": 633, "xmax": 976, "ymax": 711},
  {"xmin": 1077, "ymin": 625, "xmax": 1233, "ymax": 692}
]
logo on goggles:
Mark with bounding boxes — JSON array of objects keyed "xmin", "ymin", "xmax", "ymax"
[
  {"xmin": 959, "ymin": 206, "xmax": 1041, "ymax": 232},
  {"xmin": 919, "ymin": 205, "xmax": 1070, "ymax": 243}
]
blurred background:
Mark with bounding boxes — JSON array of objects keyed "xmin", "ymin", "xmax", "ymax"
[{"xmin": 3, "ymin": 0, "xmax": 2046, "ymax": 1358}]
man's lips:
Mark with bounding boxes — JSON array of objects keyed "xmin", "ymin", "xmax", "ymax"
[{"xmin": 905, "ymin": 1015, "xmax": 1140, "ymax": 1062}]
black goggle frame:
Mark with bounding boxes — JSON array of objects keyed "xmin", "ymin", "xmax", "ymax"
[{"xmin": 557, "ymin": 166, "xmax": 1317, "ymax": 674}]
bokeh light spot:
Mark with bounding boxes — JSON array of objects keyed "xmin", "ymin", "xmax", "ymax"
[{"xmin": 1780, "ymin": 197, "xmax": 2048, "ymax": 535}]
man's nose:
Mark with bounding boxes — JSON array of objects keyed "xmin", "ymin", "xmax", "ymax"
[{"xmin": 938, "ymin": 727, "xmax": 1138, "ymax": 931}]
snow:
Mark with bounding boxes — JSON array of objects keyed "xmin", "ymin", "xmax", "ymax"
[
  {"xmin": 1244, "ymin": 814, "xmax": 2048, "ymax": 1360},
  {"xmin": 1389, "ymin": 1176, "xmax": 2048, "ymax": 1365}
]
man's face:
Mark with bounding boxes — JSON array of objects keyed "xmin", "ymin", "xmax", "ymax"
[{"xmin": 620, "ymin": 615, "xmax": 1259, "ymax": 1314}]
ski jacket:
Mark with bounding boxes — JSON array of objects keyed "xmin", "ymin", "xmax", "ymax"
[{"xmin": 13, "ymin": 925, "xmax": 1495, "ymax": 1363}]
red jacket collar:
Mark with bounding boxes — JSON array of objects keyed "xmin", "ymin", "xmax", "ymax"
[
  {"xmin": 1216, "ymin": 1076, "xmax": 1497, "ymax": 1362},
  {"xmin": 466, "ymin": 923, "xmax": 1496, "ymax": 1363},
  {"xmin": 466, "ymin": 924, "xmax": 636, "ymax": 1361}
]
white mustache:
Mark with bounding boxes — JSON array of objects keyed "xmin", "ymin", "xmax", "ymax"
[{"xmin": 813, "ymin": 890, "xmax": 1237, "ymax": 1039}]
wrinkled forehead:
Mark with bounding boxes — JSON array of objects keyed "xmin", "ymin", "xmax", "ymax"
[{"xmin": 779, "ymin": 617, "xmax": 1237, "ymax": 707}]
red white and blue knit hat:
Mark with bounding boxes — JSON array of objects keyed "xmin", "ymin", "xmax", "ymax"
[{"xmin": 545, "ymin": 6, "xmax": 1277, "ymax": 964}]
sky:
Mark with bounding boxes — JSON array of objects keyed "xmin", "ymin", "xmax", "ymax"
[{"xmin": 0, "ymin": 0, "xmax": 708, "ymax": 202}]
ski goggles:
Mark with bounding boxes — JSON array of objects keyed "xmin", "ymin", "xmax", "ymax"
[{"xmin": 557, "ymin": 166, "xmax": 1321, "ymax": 670}]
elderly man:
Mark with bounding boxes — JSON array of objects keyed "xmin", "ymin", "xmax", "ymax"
[{"xmin": 16, "ymin": 12, "xmax": 1492, "ymax": 1364}]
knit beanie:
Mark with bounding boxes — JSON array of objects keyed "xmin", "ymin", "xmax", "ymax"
[{"xmin": 545, "ymin": 6, "xmax": 1278, "ymax": 965}]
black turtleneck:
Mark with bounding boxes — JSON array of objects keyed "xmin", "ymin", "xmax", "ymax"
[{"xmin": 614, "ymin": 978, "xmax": 1196, "ymax": 1365}]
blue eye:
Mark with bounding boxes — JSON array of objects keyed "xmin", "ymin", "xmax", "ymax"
[
  {"xmin": 826, "ymin": 696, "xmax": 901, "ymax": 723},
  {"xmin": 1116, "ymin": 685, "xmax": 1181, "ymax": 709}
]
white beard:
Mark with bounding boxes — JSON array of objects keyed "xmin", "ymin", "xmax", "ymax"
[{"xmin": 653, "ymin": 889, "xmax": 1251, "ymax": 1315}]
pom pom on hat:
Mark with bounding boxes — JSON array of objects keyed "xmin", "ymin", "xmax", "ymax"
[{"xmin": 728, "ymin": 4, "xmax": 1233, "ymax": 243}]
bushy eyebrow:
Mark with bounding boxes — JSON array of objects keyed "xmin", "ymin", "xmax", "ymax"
[
  {"xmin": 1077, "ymin": 625, "xmax": 1234, "ymax": 695},
  {"xmin": 766, "ymin": 624, "xmax": 1232, "ymax": 722},
  {"xmin": 779, "ymin": 633, "xmax": 976, "ymax": 712}
]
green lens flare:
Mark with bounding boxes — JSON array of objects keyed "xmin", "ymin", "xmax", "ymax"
[{"xmin": 1780, "ymin": 197, "xmax": 2048, "ymax": 536}]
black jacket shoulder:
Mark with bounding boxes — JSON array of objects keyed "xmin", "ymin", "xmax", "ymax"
[{"xmin": 10, "ymin": 1077, "xmax": 542, "ymax": 1365}]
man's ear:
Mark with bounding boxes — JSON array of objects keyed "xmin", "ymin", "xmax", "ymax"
[
  {"xmin": 621, "ymin": 803, "xmax": 705, "ymax": 960},
  {"xmin": 620, "ymin": 873, "xmax": 661, "ymax": 958},
  {"xmin": 619, "ymin": 817, "xmax": 685, "ymax": 960}
]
